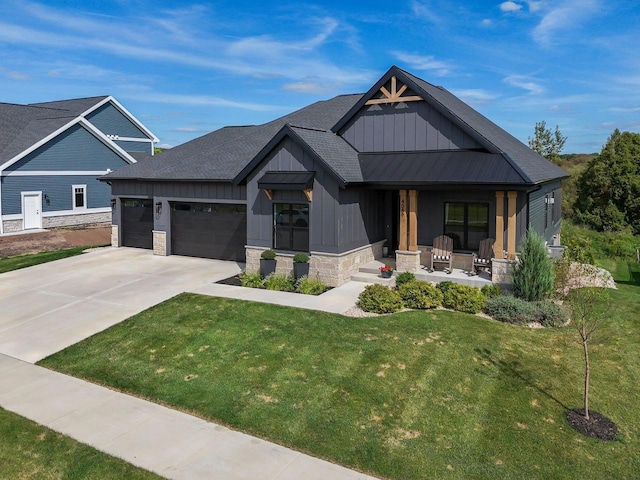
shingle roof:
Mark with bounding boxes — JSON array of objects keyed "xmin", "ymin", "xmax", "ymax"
[
  {"xmin": 105, "ymin": 66, "xmax": 568, "ymax": 186},
  {"xmin": 0, "ymin": 103, "xmax": 76, "ymax": 164},
  {"xmin": 105, "ymin": 94, "xmax": 363, "ymax": 181},
  {"xmin": 29, "ymin": 96, "xmax": 109, "ymax": 115}
]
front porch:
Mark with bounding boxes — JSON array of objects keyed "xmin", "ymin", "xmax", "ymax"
[{"xmin": 352, "ymin": 258, "xmax": 493, "ymax": 288}]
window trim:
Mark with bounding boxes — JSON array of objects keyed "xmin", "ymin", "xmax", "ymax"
[
  {"xmin": 443, "ymin": 201, "xmax": 490, "ymax": 251},
  {"xmin": 273, "ymin": 202, "xmax": 309, "ymax": 252},
  {"xmin": 72, "ymin": 184, "xmax": 87, "ymax": 210}
]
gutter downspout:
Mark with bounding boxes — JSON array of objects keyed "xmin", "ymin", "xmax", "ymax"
[{"xmin": 0, "ymin": 169, "xmax": 4, "ymax": 235}]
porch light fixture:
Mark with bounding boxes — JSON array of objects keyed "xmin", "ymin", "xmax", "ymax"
[
  {"xmin": 155, "ymin": 202, "xmax": 162, "ymax": 215},
  {"xmin": 110, "ymin": 199, "xmax": 116, "ymax": 210}
]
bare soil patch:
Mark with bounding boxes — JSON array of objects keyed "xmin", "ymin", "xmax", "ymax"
[{"xmin": 0, "ymin": 224, "xmax": 111, "ymax": 257}]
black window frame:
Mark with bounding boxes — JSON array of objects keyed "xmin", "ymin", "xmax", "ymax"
[
  {"xmin": 443, "ymin": 202, "xmax": 489, "ymax": 251},
  {"xmin": 273, "ymin": 203, "xmax": 309, "ymax": 252}
]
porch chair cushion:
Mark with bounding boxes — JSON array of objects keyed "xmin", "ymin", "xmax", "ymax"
[{"xmin": 428, "ymin": 235, "xmax": 454, "ymax": 273}]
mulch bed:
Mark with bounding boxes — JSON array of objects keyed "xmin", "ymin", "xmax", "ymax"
[
  {"xmin": 564, "ymin": 409, "xmax": 618, "ymax": 441},
  {"xmin": 216, "ymin": 274, "xmax": 243, "ymax": 286}
]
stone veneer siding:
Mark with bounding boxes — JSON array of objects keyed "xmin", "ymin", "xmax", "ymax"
[
  {"xmin": 43, "ymin": 211, "xmax": 111, "ymax": 228},
  {"xmin": 395, "ymin": 250, "xmax": 422, "ymax": 273},
  {"xmin": 245, "ymin": 240, "xmax": 385, "ymax": 287},
  {"xmin": 111, "ymin": 224, "xmax": 119, "ymax": 247},
  {"xmin": 492, "ymin": 258, "xmax": 516, "ymax": 288},
  {"xmin": 2, "ymin": 219, "xmax": 23, "ymax": 233},
  {"xmin": 153, "ymin": 230, "xmax": 168, "ymax": 256}
]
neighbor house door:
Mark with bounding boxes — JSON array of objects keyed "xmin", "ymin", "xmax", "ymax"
[{"xmin": 22, "ymin": 192, "xmax": 42, "ymax": 230}]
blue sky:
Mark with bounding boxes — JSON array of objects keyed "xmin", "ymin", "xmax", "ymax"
[{"xmin": 1, "ymin": 0, "xmax": 639, "ymax": 153}]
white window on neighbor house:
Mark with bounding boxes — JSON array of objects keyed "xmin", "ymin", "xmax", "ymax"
[{"xmin": 72, "ymin": 185, "xmax": 87, "ymax": 210}]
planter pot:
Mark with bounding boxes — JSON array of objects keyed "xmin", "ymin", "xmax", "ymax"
[
  {"xmin": 380, "ymin": 270, "xmax": 393, "ymax": 278},
  {"xmin": 260, "ymin": 258, "xmax": 276, "ymax": 277},
  {"xmin": 294, "ymin": 262, "xmax": 310, "ymax": 281}
]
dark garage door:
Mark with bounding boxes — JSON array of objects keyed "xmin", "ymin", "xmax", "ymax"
[
  {"xmin": 122, "ymin": 199, "xmax": 153, "ymax": 249},
  {"xmin": 171, "ymin": 202, "xmax": 247, "ymax": 261}
]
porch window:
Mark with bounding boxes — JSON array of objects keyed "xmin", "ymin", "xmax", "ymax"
[
  {"xmin": 274, "ymin": 203, "xmax": 309, "ymax": 251},
  {"xmin": 444, "ymin": 202, "xmax": 489, "ymax": 251}
]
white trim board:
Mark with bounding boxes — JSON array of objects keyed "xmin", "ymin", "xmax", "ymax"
[
  {"xmin": 2, "ymin": 206, "xmax": 111, "ymax": 221},
  {"xmin": 1, "ymin": 170, "xmax": 111, "ymax": 177}
]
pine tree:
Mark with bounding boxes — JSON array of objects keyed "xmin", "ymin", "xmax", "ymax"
[{"xmin": 512, "ymin": 229, "xmax": 554, "ymax": 301}]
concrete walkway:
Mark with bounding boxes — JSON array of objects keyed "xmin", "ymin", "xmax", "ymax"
[{"xmin": 0, "ymin": 248, "xmax": 376, "ymax": 479}]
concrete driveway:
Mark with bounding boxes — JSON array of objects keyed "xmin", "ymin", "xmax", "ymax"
[{"xmin": 0, "ymin": 247, "xmax": 242, "ymax": 363}]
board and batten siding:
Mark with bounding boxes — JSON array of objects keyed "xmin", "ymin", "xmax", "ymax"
[
  {"xmin": 528, "ymin": 180, "xmax": 562, "ymax": 244},
  {"xmin": 339, "ymin": 101, "xmax": 483, "ymax": 153},
  {"xmin": 246, "ymin": 137, "xmax": 382, "ymax": 254},
  {"xmin": 85, "ymin": 102, "xmax": 150, "ymax": 140},
  {"xmin": 4, "ymin": 124, "xmax": 132, "ymax": 172},
  {"xmin": 1, "ymin": 175, "xmax": 110, "ymax": 214}
]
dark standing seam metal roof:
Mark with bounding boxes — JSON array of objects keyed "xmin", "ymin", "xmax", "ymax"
[
  {"xmin": 257, "ymin": 171, "xmax": 315, "ymax": 190},
  {"xmin": 359, "ymin": 151, "xmax": 526, "ymax": 185}
]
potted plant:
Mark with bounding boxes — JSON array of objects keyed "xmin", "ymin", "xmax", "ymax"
[
  {"xmin": 293, "ymin": 252, "xmax": 310, "ymax": 281},
  {"xmin": 379, "ymin": 263, "xmax": 394, "ymax": 278},
  {"xmin": 260, "ymin": 249, "xmax": 277, "ymax": 277}
]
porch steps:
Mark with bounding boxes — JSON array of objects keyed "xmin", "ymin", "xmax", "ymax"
[{"xmin": 350, "ymin": 271, "xmax": 396, "ymax": 286}]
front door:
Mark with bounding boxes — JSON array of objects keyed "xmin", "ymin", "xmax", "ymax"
[{"xmin": 22, "ymin": 192, "xmax": 42, "ymax": 229}]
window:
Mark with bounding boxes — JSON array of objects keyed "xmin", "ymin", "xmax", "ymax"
[
  {"xmin": 444, "ymin": 202, "xmax": 489, "ymax": 251},
  {"xmin": 72, "ymin": 185, "xmax": 86, "ymax": 210},
  {"xmin": 274, "ymin": 203, "xmax": 309, "ymax": 251}
]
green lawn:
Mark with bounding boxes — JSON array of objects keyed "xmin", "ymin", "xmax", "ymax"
[
  {"xmin": 0, "ymin": 408, "xmax": 160, "ymax": 479},
  {"xmin": 39, "ymin": 262, "xmax": 640, "ymax": 480},
  {"xmin": 0, "ymin": 247, "xmax": 89, "ymax": 274}
]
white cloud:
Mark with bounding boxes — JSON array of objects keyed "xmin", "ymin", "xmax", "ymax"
[
  {"xmin": 452, "ymin": 89, "xmax": 498, "ymax": 106},
  {"xmin": 526, "ymin": 1, "xmax": 543, "ymax": 12},
  {"xmin": 282, "ymin": 81, "xmax": 342, "ymax": 94},
  {"xmin": 481, "ymin": 18, "xmax": 493, "ymax": 26},
  {"xmin": 533, "ymin": 0, "xmax": 601, "ymax": 45},
  {"xmin": 500, "ymin": 1, "xmax": 523, "ymax": 13},
  {"xmin": 410, "ymin": 1, "xmax": 442, "ymax": 24},
  {"xmin": 392, "ymin": 51, "xmax": 453, "ymax": 76},
  {"xmin": 503, "ymin": 75, "xmax": 544, "ymax": 95},
  {"xmin": 132, "ymin": 92, "xmax": 284, "ymax": 112},
  {"xmin": 1, "ymin": 68, "xmax": 30, "ymax": 80}
]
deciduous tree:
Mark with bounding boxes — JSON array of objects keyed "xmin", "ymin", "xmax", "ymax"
[{"xmin": 528, "ymin": 121, "xmax": 567, "ymax": 164}]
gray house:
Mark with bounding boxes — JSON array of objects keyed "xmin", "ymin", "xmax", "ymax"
[
  {"xmin": 0, "ymin": 96, "xmax": 158, "ymax": 234},
  {"xmin": 104, "ymin": 66, "xmax": 568, "ymax": 286}
]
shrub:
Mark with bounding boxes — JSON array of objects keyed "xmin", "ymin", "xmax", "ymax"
[
  {"xmin": 532, "ymin": 300, "xmax": 568, "ymax": 327},
  {"xmin": 397, "ymin": 281, "xmax": 443, "ymax": 309},
  {"xmin": 263, "ymin": 273, "xmax": 295, "ymax": 292},
  {"xmin": 293, "ymin": 252, "xmax": 309, "ymax": 263},
  {"xmin": 395, "ymin": 272, "xmax": 416, "ymax": 287},
  {"xmin": 442, "ymin": 283, "xmax": 487, "ymax": 314},
  {"xmin": 512, "ymin": 230, "xmax": 554, "ymax": 301},
  {"xmin": 240, "ymin": 271, "xmax": 263, "ymax": 288},
  {"xmin": 296, "ymin": 276, "xmax": 325, "ymax": 295},
  {"xmin": 484, "ymin": 295, "xmax": 537, "ymax": 325},
  {"xmin": 481, "ymin": 284, "xmax": 501, "ymax": 299},
  {"xmin": 358, "ymin": 284, "xmax": 404, "ymax": 314},
  {"xmin": 436, "ymin": 281, "xmax": 454, "ymax": 294},
  {"xmin": 260, "ymin": 249, "xmax": 276, "ymax": 260}
]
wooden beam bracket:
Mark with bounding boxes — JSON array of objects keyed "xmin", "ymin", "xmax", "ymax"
[
  {"xmin": 365, "ymin": 76, "xmax": 423, "ymax": 105},
  {"xmin": 263, "ymin": 189, "xmax": 273, "ymax": 200},
  {"xmin": 303, "ymin": 189, "xmax": 313, "ymax": 202}
]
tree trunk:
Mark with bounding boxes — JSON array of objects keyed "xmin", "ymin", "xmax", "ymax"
[{"xmin": 583, "ymin": 339, "xmax": 590, "ymax": 420}]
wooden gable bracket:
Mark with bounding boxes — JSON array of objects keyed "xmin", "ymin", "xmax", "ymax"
[
  {"xmin": 303, "ymin": 189, "xmax": 313, "ymax": 202},
  {"xmin": 263, "ymin": 189, "xmax": 273, "ymax": 200},
  {"xmin": 365, "ymin": 76, "xmax": 424, "ymax": 105}
]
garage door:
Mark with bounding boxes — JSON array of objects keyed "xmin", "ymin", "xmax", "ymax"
[
  {"xmin": 121, "ymin": 199, "xmax": 153, "ymax": 249},
  {"xmin": 171, "ymin": 202, "xmax": 247, "ymax": 261}
]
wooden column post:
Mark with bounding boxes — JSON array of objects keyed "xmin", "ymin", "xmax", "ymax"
[
  {"xmin": 507, "ymin": 191, "xmax": 518, "ymax": 260},
  {"xmin": 408, "ymin": 190, "xmax": 418, "ymax": 252},
  {"xmin": 494, "ymin": 191, "xmax": 504, "ymax": 259},
  {"xmin": 399, "ymin": 190, "xmax": 408, "ymax": 251}
]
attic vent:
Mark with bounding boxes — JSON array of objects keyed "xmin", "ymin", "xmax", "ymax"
[{"xmin": 365, "ymin": 76, "xmax": 424, "ymax": 106}]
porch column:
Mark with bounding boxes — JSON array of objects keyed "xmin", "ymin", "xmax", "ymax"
[
  {"xmin": 408, "ymin": 189, "xmax": 418, "ymax": 252},
  {"xmin": 507, "ymin": 191, "xmax": 517, "ymax": 260},
  {"xmin": 494, "ymin": 191, "xmax": 504, "ymax": 259},
  {"xmin": 399, "ymin": 190, "xmax": 408, "ymax": 251}
]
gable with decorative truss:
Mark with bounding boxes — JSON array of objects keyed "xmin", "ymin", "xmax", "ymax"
[{"xmin": 365, "ymin": 76, "xmax": 424, "ymax": 105}]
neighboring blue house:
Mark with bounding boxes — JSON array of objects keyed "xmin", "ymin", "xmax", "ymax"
[{"xmin": 0, "ymin": 96, "xmax": 158, "ymax": 234}]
